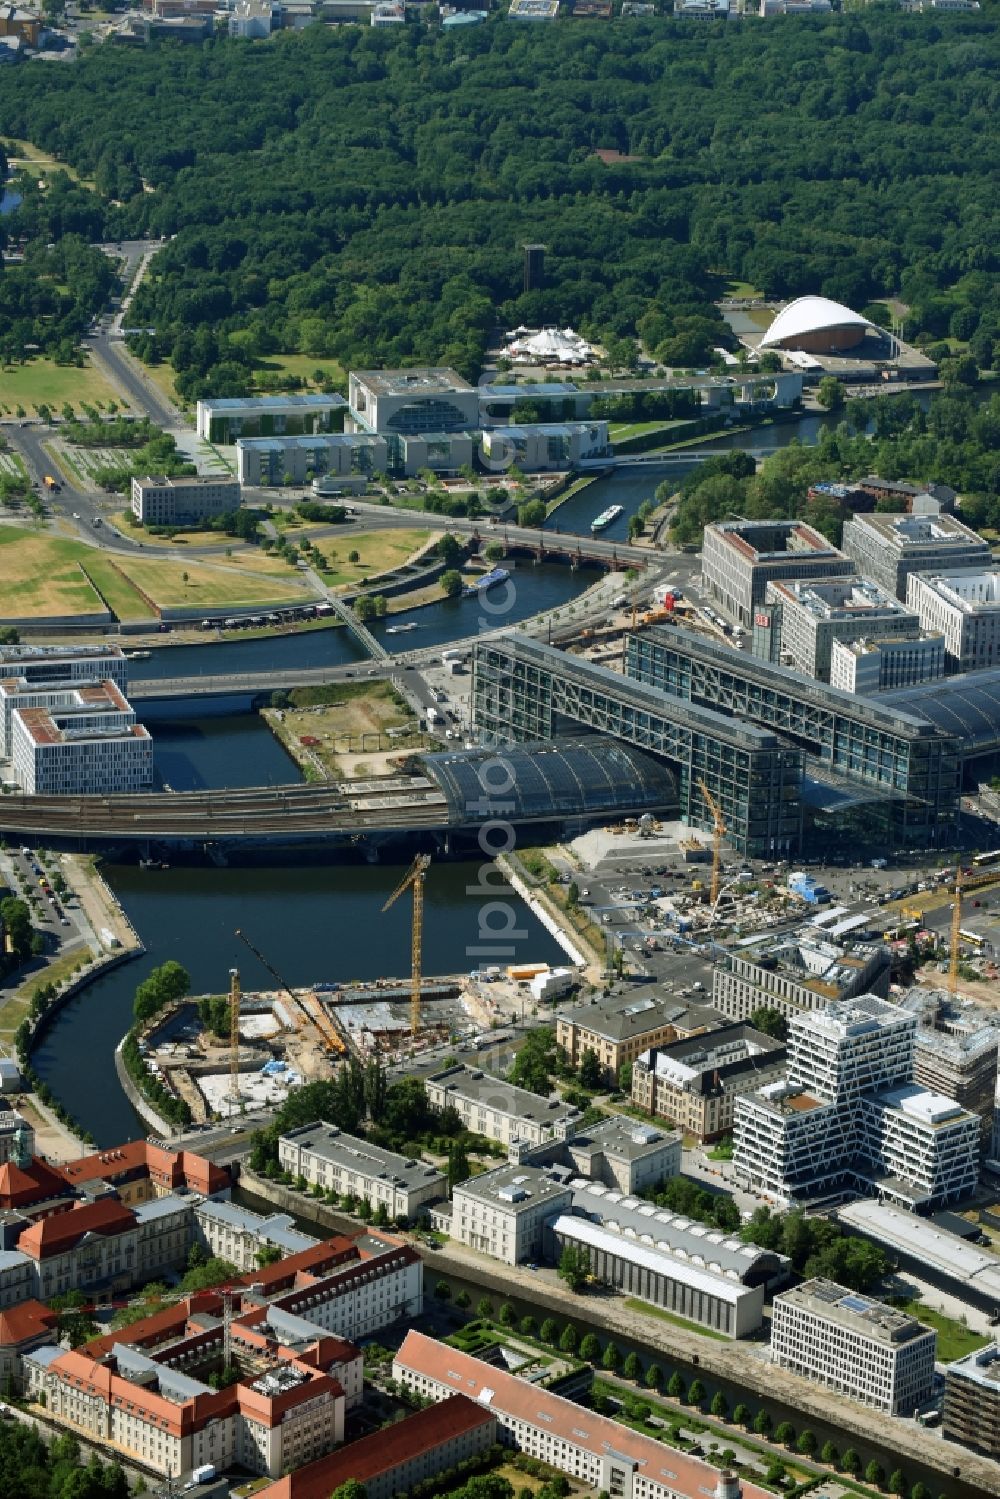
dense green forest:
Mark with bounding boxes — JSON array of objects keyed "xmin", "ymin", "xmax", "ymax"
[
  {"xmin": 0, "ymin": 1425, "xmax": 128, "ymax": 1499},
  {"xmin": 1, "ymin": 16, "xmax": 999, "ymax": 394}
]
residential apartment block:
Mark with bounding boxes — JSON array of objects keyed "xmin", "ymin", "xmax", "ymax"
[
  {"xmin": 449, "ymin": 1163, "xmax": 573, "ymax": 1266},
  {"xmin": 130, "ymin": 474, "xmax": 242, "ymax": 527},
  {"xmin": 712, "ymin": 934, "xmax": 891, "ymax": 1024},
  {"xmin": 424, "ymin": 1064, "xmax": 581, "ymax": 1148},
  {"xmin": 632, "ymin": 1024, "xmax": 787, "ymax": 1142},
  {"xmin": 701, "ymin": 519, "xmax": 850, "ymax": 628},
  {"xmin": 771, "ymin": 1278, "xmax": 935, "ymax": 1415},
  {"xmin": 734, "ymin": 995, "xmax": 979, "ymax": 1210},
  {"xmin": 394, "ymin": 1330, "xmax": 770, "ymax": 1499},
  {"xmin": 841, "ymin": 512, "xmax": 990, "ymax": 602},
  {"xmin": 907, "ymin": 569, "xmax": 1000, "ymax": 673},
  {"xmin": 829, "ymin": 633, "xmax": 945, "ymax": 695},
  {"xmin": 762, "ymin": 576, "xmax": 920, "ymax": 681},
  {"xmin": 556, "ymin": 994, "xmax": 722, "ymax": 1087},
  {"xmin": 277, "ymin": 1123, "xmax": 445, "ymax": 1220}
]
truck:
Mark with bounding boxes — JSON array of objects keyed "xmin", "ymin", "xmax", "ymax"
[
  {"xmin": 426, "ymin": 707, "xmax": 441, "ymax": 724},
  {"xmin": 190, "ymin": 1465, "xmax": 217, "ymax": 1485},
  {"xmin": 43, "ymin": 474, "xmax": 59, "ymax": 491}
]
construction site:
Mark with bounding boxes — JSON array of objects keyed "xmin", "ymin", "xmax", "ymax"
[{"xmin": 132, "ymin": 858, "xmax": 577, "ymax": 1122}]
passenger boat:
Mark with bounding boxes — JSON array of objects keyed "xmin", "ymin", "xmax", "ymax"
[
  {"xmin": 463, "ymin": 567, "xmax": 511, "ymax": 597},
  {"xmin": 591, "ymin": 504, "xmax": 624, "ymax": 533}
]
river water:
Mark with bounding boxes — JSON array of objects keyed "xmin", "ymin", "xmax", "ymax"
[
  {"xmin": 34, "ymin": 859, "xmax": 564, "ymax": 1145},
  {"xmin": 35, "ymin": 409, "xmax": 859, "ymax": 1141}
]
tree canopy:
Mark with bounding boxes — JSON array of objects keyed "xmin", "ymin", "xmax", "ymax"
[{"xmin": 0, "ymin": 16, "xmax": 997, "ymax": 390}]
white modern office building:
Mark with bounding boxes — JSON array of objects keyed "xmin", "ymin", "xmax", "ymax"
[
  {"xmin": 0, "ymin": 644, "xmax": 127, "ymax": 694},
  {"xmin": 829, "ymin": 633, "xmax": 945, "ymax": 694},
  {"xmin": 236, "ymin": 432, "xmax": 387, "ymax": 487},
  {"xmin": 701, "ymin": 520, "xmax": 850, "ymax": 627},
  {"xmin": 130, "ymin": 475, "xmax": 242, "ymax": 527},
  {"xmin": 348, "ymin": 368, "xmax": 481, "ymax": 436},
  {"xmin": 277, "ymin": 1124, "xmax": 444, "ymax": 1220},
  {"xmin": 196, "ymin": 394, "xmax": 348, "ymax": 442},
  {"xmin": 734, "ymin": 995, "xmax": 979, "ymax": 1209},
  {"xmin": 10, "ymin": 683, "xmax": 153, "ymax": 795},
  {"xmin": 907, "ymin": 569, "xmax": 1000, "ymax": 673},
  {"xmin": 763, "ymin": 576, "xmax": 921, "ymax": 681},
  {"xmin": 480, "ymin": 422, "xmax": 609, "ymax": 472},
  {"xmin": 841, "ymin": 512, "xmax": 991, "ymax": 602},
  {"xmin": 771, "ymin": 1278, "xmax": 936, "ymax": 1415}
]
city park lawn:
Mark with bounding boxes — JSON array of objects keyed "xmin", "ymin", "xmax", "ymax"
[
  {"xmin": 0, "ymin": 526, "xmax": 310, "ymax": 622},
  {"xmin": 3, "ymin": 138, "xmax": 89, "ymax": 184},
  {"xmin": 890, "ymin": 1298, "xmax": 990, "ymax": 1363},
  {"xmin": 113, "ymin": 510, "xmax": 245, "ymax": 548},
  {"xmin": 0, "ymin": 357, "xmax": 122, "ymax": 414},
  {"xmin": 0, "ymin": 527, "xmax": 111, "ymax": 618},
  {"xmin": 250, "ymin": 351, "xmax": 346, "ymax": 390},
  {"xmin": 312, "ymin": 527, "xmax": 432, "ymax": 587}
]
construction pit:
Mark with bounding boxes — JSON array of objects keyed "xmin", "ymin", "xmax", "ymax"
[{"xmin": 140, "ymin": 973, "xmax": 517, "ymax": 1124}]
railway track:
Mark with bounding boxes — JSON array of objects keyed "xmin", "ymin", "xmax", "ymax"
[{"xmin": 0, "ymin": 783, "xmax": 452, "ymax": 840}]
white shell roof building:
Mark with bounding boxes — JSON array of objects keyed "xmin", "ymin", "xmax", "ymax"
[{"xmin": 760, "ymin": 295, "xmax": 877, "ymax": 354}]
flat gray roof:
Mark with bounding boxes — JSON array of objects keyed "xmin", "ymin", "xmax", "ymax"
[
  {"xmin": 836, "ymin": 1199, "xmax": 1000, "ymax": 1304},
  {"xmin": 352, "ymin": 367, "xmax": 474, "ymax": 396},
  {"xmin": 426, "ymin": 1064, "xmax": 582, "ymax": 1128},
  {"xmin": 775, "ymin": 1277, "xmax": 933, "ymax": 1346},
  {"xmin": 453, "ymin": 1163, "xmax": 573, "ymax": 1214},
  {"xmin": 568, "ymin": 1113, "xmax": 680, "ymax": 1163},
  {"xmin": 199, "ymin": 394, "xmax": 347, "ymax": 412},
  {"xmin": 281, "ymin": 1122, "xmax": 445, "ymax": 1188},
  {"xmin": 568, "ymin": 1178, "xmax": 788, "ymax": 1282}
]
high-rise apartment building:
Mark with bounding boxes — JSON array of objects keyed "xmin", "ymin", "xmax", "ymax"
[{"xmin": 734, "ymin": 996, "xmax": 979, "ymax": 1210}]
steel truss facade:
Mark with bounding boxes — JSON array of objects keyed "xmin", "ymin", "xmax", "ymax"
[
  {"xmin": 627, "ymin": 627, "xmax": 961, "ymax": 847},
  {"xmin": 472, "ymin": 635, "xmax": 803, "ymax": 857}
]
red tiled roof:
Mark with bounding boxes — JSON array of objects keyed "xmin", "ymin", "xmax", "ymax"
[
  {"xmin": 256, "ymin": 1395, "xmax": 495, "ymax": 1499},
  {"xmin": 18, "ymin": 1197, "xmax": 136, "ymax": 1259},
  {"xmin": 0, "ymin": 1158, "xmax": 73, "ymax": 1210},
  {"xmin": 0, "ymin": 1299, "xmax": 58, "ymax": 1347},
  {"xmin": 236, "ymin": 1237, "xmax": 357, "ymax": 1292},
  {"xmin": 59, "ymin": 1140, "xmax": 230, "ymax": 1198},
  {"xmin": 396, "ymin": 1332, "xmax": 773, "ymax": 1499}
]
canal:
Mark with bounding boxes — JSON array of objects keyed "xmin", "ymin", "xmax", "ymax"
[
  {"xmin": 33, "ymin": 858, "xmax": 565, "ymax": 1146},
  {"xmin": 141, "ymin": 700, "xmax": 303, "ymax": 791},
  {"xmin": 233, "ymin": 1183, "xmax": 974, "ymax": 1499}
]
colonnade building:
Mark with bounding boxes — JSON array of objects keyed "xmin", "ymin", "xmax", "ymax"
[{"xmin": 733, "ymin": 995, "xmax": 979, "ymax": 1210}]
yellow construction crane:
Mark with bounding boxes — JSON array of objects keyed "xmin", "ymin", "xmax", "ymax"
[
  {"xmin": 382, "ymin": 853, "xmax": 431, "ymax": 1037},
  {"xmin": 235, "ymin": 928, "xmax": 304, "ymax": 1031},
  {"xmin": 228, "ymin": 967, "xmax": 242, "ymax": 1110},
  {"xmin": 950, "ymin": 859, "xmax": 964, "ymax": 996},
  {"xmin": 697, "ymin": 778, "xmax": 725, "ymax": 908}
]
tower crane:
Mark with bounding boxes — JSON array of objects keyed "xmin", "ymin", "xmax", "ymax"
[
  {"xmin": 228, "ymin": 967, "xmax": 242, "ymax": 1110},
  {"xmin": 381, "ymin": 853, "xmax": 431, "ymax": 1037},
  {"xmin": 236, "ymin": 927, "xmax": 304, "ymax": 1032},
  {"xmin": 235, "ymin": 928, "xmax": 347, "ymax": 1058},
  {"xmin": 950, "ymin": 859, "xmax": 964, "ymax": 997},
  {"xmin": 697, "ymin": 778, "xmax": 726, "ymax": 909}
]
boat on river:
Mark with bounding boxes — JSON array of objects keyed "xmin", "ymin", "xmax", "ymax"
[
  {"xmin": 385, "ymin": 622, "xmax": 418, "ymax": 635},
  {"xmin": 591, "ymin": 504, "xmax": 624, "ymax": 533},
  {"xmin": 463, "ymin": 567, "xmax": 510, "ymax": 598},
  {"xmin": 125, "ymin": 650, "xmax": 152, "ymax": 660}
]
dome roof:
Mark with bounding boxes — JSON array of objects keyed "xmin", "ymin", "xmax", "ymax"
[{"xmin": 760, "ymin": 296, "xmax": 873, "ymax": 348}]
